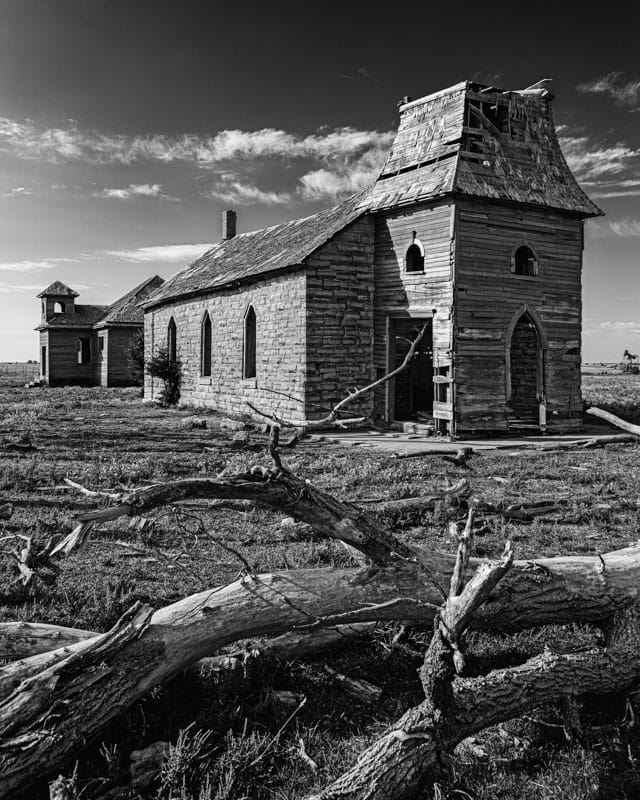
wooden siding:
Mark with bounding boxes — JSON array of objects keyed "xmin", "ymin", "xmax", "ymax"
[
  {"xmin": 373, "ymin": 200, "xmax": 455, "ymax": 421},
  {"xmin": 45, "ymin": 329, "xmax": 96, "ymax": 387},
  {"xmin": 453, "ymin": 199, "xmax": 583, "ymax": 433},
  {"xmin": 96, "ymin": 330, "xmax": 108, "ymax": 386},
  {"xmin": 105, "ymin": 327, "xmax": 139, "ymax": 386}
]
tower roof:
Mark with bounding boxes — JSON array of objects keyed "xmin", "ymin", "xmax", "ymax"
[
  {"xmin": 363, "ymin": 80, "xmax": 603, "ymax": 216},
  {"xmin": 37, "ymin": 280, "xmax": 79, "ymax": 298}
]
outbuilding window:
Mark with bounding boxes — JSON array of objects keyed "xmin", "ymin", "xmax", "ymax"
[
  {"xmin": 201, "ymin": 313, "xmax": 212, "ymax": 377},
  {"xmin": 167, "ymin": 318, "xmax": 177, "ymax": 364},
  {"xmin": 513, "ymin": 245, "xmax": 538, "ymax": 276},
  {"xmin": 243, "ymin": 305, "xmax": 256, "ymax": 379},
  {"xmin": 77, "ymin": 337, "xmax": 91, "ymax": 365}
]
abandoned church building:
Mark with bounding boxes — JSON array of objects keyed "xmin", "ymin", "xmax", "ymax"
[
  {"xmin": 142, "ymin": 80, "xmax": 602, "ymax": 435},
  {"xmin": 37, "ymin": 276, "xmax": 164, "ymax": 387}
]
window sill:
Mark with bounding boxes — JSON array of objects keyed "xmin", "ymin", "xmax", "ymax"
[
  {"xmin": 242, "ymin": 377, "xmax": 258, "ymax": 389},
  {"xmin": 510, "ymin": 272, "xmax": 539, "ymax": 280},
  {"xmin": 198, "ymin": 377, "xmax": 213, "ymax": 386},
  {"xmin": 404, "ymin": 270, "xmax": 426, "ymax": 276}
]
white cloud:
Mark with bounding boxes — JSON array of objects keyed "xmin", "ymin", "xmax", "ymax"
[
  {"xmin": 93, "ymin": 183, "xmax": 170, "ymax": 200},
  {"xmin": 298, "ymin": 146, "xmax": 388, "ymax": 201},
  {"xmin": 559, "ymin": 135, "xmax": 640, "ymax": 182},
  {"xmin": 608, "ymin": 219, "xmax": 640, "ymax": 237},
  {"xmin": 577, "ymin": 72, "xmax": 640, "ymax": 108},
  {"xmin": 0, "ymin": 258, "xmax": 72, "ymax": 273},
  {"xmin": 204, "ymin": 176, "xmax": 290, "ymax": 206},
  {"xmin": 104, "ymin": 244, "xmax": 213, "ymax": 263},
  {"xmin": 599, "ymin": 321, "xmax": 640, "ymax": 336},
  {"xmin": 0, "ymin": 117, "xmax": 394, "ymax": 170},
  {"xmin": 0, "ymin": 186, "xmax": 33, "ymax": 199}
]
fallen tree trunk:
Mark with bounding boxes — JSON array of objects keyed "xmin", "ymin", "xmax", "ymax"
[
  {"xmin": 311, "ymin": 641, "xmax": 640, "ymax": 800},
  {"xmin": 0, "ymin": 620, "xmax": 377, "ymax": 662},
  {"xmin": 4, "ymin": 469, "xmax": 640, "ymax": 797},
  {"xmin": 586, "ymin": 406, "xmax": 640, "ymax": 436},
  {"xmin": 310, "ymin": 517, "xmax": 640, "ymax": 800},
  {"xmin": 4, "ymin": 537, "xmax": 640, "ymax": 798},
  {"xmin": 0, "ymin": 621, "xmax": 95, "ymax": 659}
]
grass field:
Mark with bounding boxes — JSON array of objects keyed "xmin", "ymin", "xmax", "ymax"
[
  {"xmin": 2, "ymin": 377, "xmax": 640, "ymax": 799},
  {"xmin": 0, "ymin": 361, "xmax": 39, "ymax": 386}
]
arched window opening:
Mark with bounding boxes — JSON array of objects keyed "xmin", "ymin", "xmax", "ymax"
[
  {"xmin": 167, "ymin": 318, "xmax": 177, "ymax": 364},
  {"xmin": 514, "ymin": 245, "xmax": 537, "ymax": 276},
  {"xmin": 53, "ymin": 301, "xmax": 65, "ymax": 314},
  {"xmin": 201, "ymin": 313, "xmax": 212, "ymax": 377},
  {"xmin": 243, "ymin": 305, "xmax": 256, "ymax": 379},
  {"xmin": 405, "ymin": 243, "xmax": 424, "ymax": 273}
]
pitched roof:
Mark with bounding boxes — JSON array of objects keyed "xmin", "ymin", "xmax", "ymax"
[
  {"xmin": 143, "ymin": 80, "xmax": 602, "ymax": 309},
  {"xmin": 144, "ymin": 191, "xmax": 366, "ymax": 308},
  {"xmin": 94, "ymin": 275, "xmax": 164, "ymax": 326},
  {"xmin": 38, "ymin": 304, "xmax": 107, "ymax": 329},
  {"xmin": 37, "ymin": 281, "xmax": 79, "ymax": 298},
  {"xmin": 37, "ymin": 275, "xmax": 164, "ymax": 330}
]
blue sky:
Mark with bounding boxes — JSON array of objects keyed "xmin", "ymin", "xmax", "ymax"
[{"xmin": 0, "ymin": 0, "xmax": 638, "ymax": 362}]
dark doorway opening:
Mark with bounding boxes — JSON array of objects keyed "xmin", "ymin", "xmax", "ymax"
[
  {"xmin": 509, "ymin": 313, "xmax": 540, "ymax": 419},
  {"xmin": 391, "ymin": 317, "xmax": 433, "ymax": 421},
  {"xmin": 41, "ymin": 346, "xmax": 47, "ymax": 376}
]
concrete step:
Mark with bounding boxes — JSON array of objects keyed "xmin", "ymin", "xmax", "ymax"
[{"xmin": 391, "ymin": 421, "xmax": 435, "ymax": 436}]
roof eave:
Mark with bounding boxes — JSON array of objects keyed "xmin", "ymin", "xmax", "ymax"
[{"xmin": 142, "ymin": 261, "xmax": 307, "ymax": 311}]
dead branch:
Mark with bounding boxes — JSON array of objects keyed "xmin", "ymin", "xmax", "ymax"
[
  {"xmin": 586, "ymin": 407, "xmax": 640, "ymax": 436},
  {"xmin": 248, "ymin": 321, "xmax": 430, "ymax": 430}
]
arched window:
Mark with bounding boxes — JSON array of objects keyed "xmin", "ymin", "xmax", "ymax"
[
  {"xmin": 405, "ymin": 234, "xmax": 425, "ymax": 272},
  {"xmin": 53, "ymin": 301, "xmax": 65, "ymax": 314},
  {"xmin": 513, "ymin": 245, "xmax": 538, "ymax": 276},
  {"xmin": 201, "ymin": 312, "xmax": 212, "ymax": 377},
  {"xmin": 167, "ymin": 318, "xmax": 177, "ymax": 364},
  {"xmin": 243, "ymin": 305, "xmax": 256, "ymax": 379}
]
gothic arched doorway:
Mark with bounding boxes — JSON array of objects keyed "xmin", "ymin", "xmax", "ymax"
[{"xmin": 508, "ymin": 311, "xmax": 545, "ymax": 421}]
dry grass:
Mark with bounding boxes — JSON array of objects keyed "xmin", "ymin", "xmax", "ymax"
[{"xmin": 2, "ymin": 381, "xmax": 640, "ymax": 798}]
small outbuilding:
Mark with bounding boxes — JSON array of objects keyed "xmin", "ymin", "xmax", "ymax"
[
  {"xmin": 37, "ymin": 275, "xmax": 164, "ymax": 387},
  {"xmin": 142, "ymin": 80, "xmax": 603, "ymax": 435}
]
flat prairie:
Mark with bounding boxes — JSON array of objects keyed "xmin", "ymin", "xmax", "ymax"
[{"xmin": 2, "ymin": 380, "xmax": 640, "ymax": 799}]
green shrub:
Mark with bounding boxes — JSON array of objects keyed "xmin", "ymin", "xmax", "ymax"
[{"xmin": 147, "ymin": 346, "xmax": 182, "ymax": 406}]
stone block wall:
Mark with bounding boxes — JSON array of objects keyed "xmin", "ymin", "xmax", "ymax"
[
  {"xmin": 144, "ymin": 270, "xmax": 308, "ymax": 421},
  {"xmin": 305, "ymin": 216, "xmax": 375, "ymax": 420}
]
